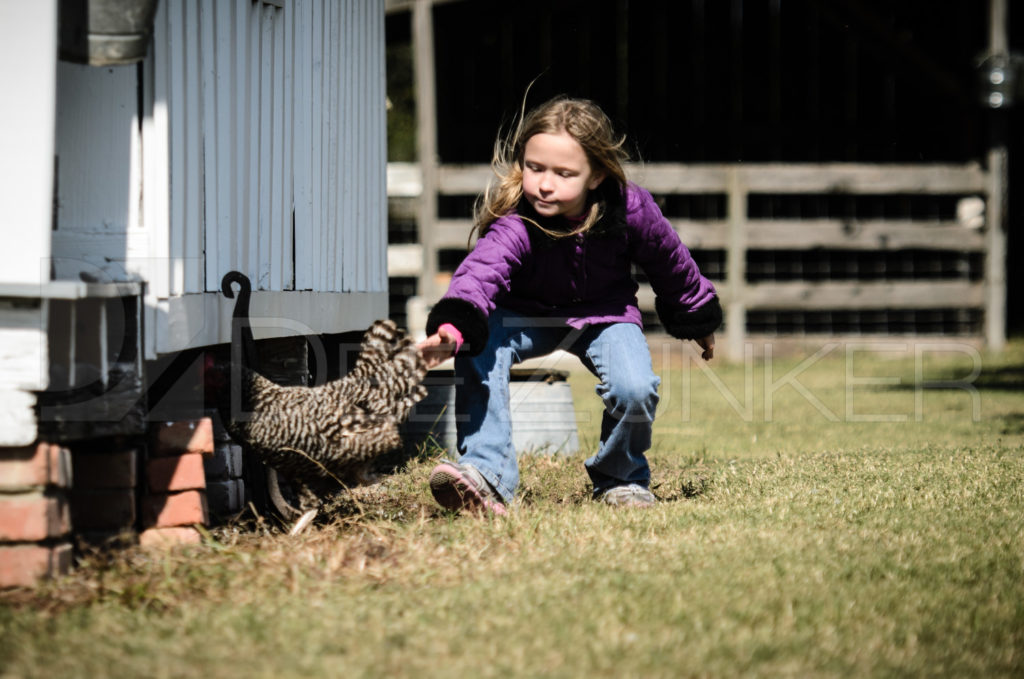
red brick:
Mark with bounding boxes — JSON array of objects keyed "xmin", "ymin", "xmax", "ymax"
[
  {"xmin": 69, "ymin": 488, "xmax": 136, "ymax": 531},
  {"xmin": 0, "ymin": 443, "xmax": 71, "ymax": 490},
  {"xmin": 147, "ymin": 453, "xmax": 207, "ymax": 492},
  {"xmin": 0, "ymin": 492, "xmax": 70, "ymax": 542},
  {"xmin": 142, "ymin": 490, "xmax": 208, "ymax": 528},
  {"xmin": 138, "ymin": 527, "xmax": 202, "ymax": 549},
  {"xmin": 0, "ymin": 543, "xmax": 72, "ymax": 588},
  {"xmin": 152, "ymin": 418, "xmax": 214, "ymax": 457},
  {"xmin": 71, "ymin": 449, "xmax": 138, "ymax": 489}
]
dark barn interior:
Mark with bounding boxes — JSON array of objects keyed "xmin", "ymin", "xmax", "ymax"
[{"xmin": 386, "ymin": 0, "xmax": 1023, "ymax": 338}]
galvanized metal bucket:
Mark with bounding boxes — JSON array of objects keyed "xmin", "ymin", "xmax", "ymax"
[
  {"xmin": 403, "ymin": 368, "xmax": 580, "ymax": 457},
  {"xmin": 59, "ymin": 0, "xmax": 159, "ymax": 66}
]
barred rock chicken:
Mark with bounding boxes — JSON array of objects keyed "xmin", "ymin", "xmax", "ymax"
[{"xmin": 207, "ymin": 271, "xmax": 428, "ymax": 510}]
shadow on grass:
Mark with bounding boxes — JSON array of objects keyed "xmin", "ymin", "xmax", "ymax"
[
  {"xmin": 879, "ymin": 359, "xmax": 1024, "ymax": 432},
  {"xmin": 973, "ymin": 365, "xmax": 1024, "ymax": 391},
  {"xmin": 881, "ymin": 362, "xmax": 1024, "ymax": 393},
  {"xmin": 997, "ymin": 412, "xmax": 1024, "ymax": 435},
  {"xmin": 656, "ymin": 465, "xmax": 714, "ymax": 502}
]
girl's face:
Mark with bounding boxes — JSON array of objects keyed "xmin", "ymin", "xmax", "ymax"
[{"xmin": 521, "ymin": 131, "xmax": 605, "ymax": 219}]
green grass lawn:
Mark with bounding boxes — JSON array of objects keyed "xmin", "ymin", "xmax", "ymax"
[{"xmin": 2, "ymin": 338, "xmax": 1023, "ymax": 678}]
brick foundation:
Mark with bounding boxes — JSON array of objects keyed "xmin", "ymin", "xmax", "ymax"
[
  {"xmin": 0, "ymin": 442, "xmax": 73, "ymax": 588},
  {"xmin": 138, "ymin": 527, "xmax": 202, "ymax": 548},
  {"xmin": 69, "ymin": 444, "xmax": 140, "ymax": 544},
  {"xmin": 0, "ymin": 543, "xmax": 73, "ymax": 588},
  {"xmin": 152, "ymin": 419, "xmax": 215, "ymax": 457},
  {"xmin": 142, "ymin": 489, "xmax": 209, "ymax": 528},
  {"xmin": 1, "ymin": 417, "xmax": 229, "ymax": 582},
  {"xmin": 141, "ymin": 418, "xmax": 213, "ymax": 546},
  {"xmin": 147, "ymin": 453, "xmax": 207, "ymax": 492}
]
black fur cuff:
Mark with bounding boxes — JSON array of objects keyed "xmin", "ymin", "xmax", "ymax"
[
  {"xmin": 426, "ymin": 298, "xmax": 490, "ymax": 356},
  {"xmin": 656, "ymin": 296, "xmax": 723, "ymax": 340}
]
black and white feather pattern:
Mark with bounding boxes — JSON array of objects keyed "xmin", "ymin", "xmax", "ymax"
[{"xmin": 211, "ymin": 271, "xmax": 428, "ymax": 501}]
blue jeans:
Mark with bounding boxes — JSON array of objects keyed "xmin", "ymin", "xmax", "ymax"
[{"xmin": 453, "ymin": 307, "xmax": 661, "ymax": 502}]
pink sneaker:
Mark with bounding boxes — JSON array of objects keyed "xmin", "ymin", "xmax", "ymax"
[{"xmin": 429, "ymin": 461, "xmax": 508, "ymax": 516}]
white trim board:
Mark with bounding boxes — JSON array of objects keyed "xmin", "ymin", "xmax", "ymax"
[{"xmin": 155, "ymin": 290, "xmax": 387, "ymax": 355}]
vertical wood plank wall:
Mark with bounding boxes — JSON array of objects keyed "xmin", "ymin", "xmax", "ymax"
[
  {"xmin": 53, "ymin": 62, "xmax": 142, "ymax": 283},
  {"xmin": 152, "ymin": 0, "xmax": 387, "ymax": 297}
]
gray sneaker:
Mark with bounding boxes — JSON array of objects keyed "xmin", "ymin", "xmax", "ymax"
[
  {"xmin": 595, "ymin": 484, "xmax": 657, "ymax": 508},
  {"xmin": 429, "ymin": 461, "xmax": 508, "ymax": 516}
]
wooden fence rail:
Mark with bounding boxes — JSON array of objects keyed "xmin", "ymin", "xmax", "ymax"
[{"xmin": 387, "ymin": 161, "xmax": 1003, "ymax": 356}]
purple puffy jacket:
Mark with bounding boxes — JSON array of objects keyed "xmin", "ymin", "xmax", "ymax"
[{"xmin": 426, "ymin": 183, "xmax": 721, "ymax": 354}]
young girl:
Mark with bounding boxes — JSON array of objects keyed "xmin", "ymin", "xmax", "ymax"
[{"xmin": 418, "ymin": 96, "xmax": 720, "ymax": 514}]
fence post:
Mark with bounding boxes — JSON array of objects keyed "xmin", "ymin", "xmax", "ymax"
[
  {"xmin": 985, "ymin": 147, "xmax": 1008, "ymax": 351},
  {"xmin": 412, "ymin": 0, "xmax": 440, "ymax": 305},
  {"xmin": 984, "ymin": 0, "xmax": 1008, "ymax": 351},
  {"xmin": 726, "ymin": 167, "xmax": 747, "ymax": 359}
]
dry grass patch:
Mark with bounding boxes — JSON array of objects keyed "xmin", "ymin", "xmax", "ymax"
[{"xmin": 2, "ymin": 341, "xmax": 1023, "ymax": 678}]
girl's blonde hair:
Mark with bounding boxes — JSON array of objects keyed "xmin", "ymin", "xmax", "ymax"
[{"xmin": 472, "ymin": 95, "xmax": 630, "ymax": 241}]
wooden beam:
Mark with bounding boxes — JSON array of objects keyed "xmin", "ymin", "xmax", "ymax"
[
  {"xmin": 637, "ymin": 280, "xmax": 985, "ymax": 314},
  {"xmin": 386, "ymin": 0, "xmax": 463, "ymax": 16},
  {"xmin": 725, "ymin": 167, "xmax": 747, "ymax": 358},
  {"xmin": 388, "ymin": 243, "xmax": 425, "ymax": 277},
  {"xmin": 433, "ymin": 219, "xmax": 473, "ymax": 250},
  {"xmin": 990, "ymin": 0, "xmax": 1008, "ymax": 54},
  {"xmin": 638, "ymin": 163, "xmax": 988, "ymax": 195},
  {"xmin": 388, "ymin": 161, "xmax": 424, "ymax": 197},
  {"xmin": 745, "ymin": 220, "xmax": 987, "ymax": 251},
  {"xmin": 413, "ymin": 0, "xmax": 440, "ymax": 301},
  {"xmin": 436, "ymin": 164, "xmax": 493, "ymax": 195},
  {"xmin": 737, "ymin": 164, "xmax": 988, "ymax": 195},
  {"xmin": 435, "ymin": 162, "xmax": 988, "ymax": 196},
  {"xmin": 670, "ymin": 220, "xmax": 729, "ymax": 250},
  {"xmin": 742, "ymin": 280, "xmax": 985, "ymax": 311},
  {"xmin": 984, "ymin": 0, "xmax": 1009, "ymax": 350},
  {"xmin": 391, "ymin": 159, "xmax": 996, "ymax": 348}
]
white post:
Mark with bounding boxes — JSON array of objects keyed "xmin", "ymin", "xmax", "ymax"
[
  {"xmin": 0, "ymin": 0, "xmax": 57, "ymax": 444},
  {"xmin": 0, "ymin": 0, "xmax": 57, "ymax": 286},
  {"xmin": 985, "ymin": 0, "xmax": 1008, "ymax": 351},
  {"xmin": 413, "ymin": 0, "xmax": 440, "ymax": 305},
  {"xmin": 726, "ymin": 167, "xmax": 747, "ymax": 360}
]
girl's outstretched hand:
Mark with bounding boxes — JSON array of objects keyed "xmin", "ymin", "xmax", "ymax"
[
  {"xmin": 417, "ymin": 330, "xmax": 458, "ymax": 369},
  {"xmin": 695, "ymin": 333, "xmax": 715, "ymax": 361}
]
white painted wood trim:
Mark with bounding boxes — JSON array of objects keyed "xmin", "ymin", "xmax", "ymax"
[
  {"xmin": 0, "ymin": 389, "xmax": 40, "ymax": 447},
  {"xmin": 0, "ymin": 0, "xmax": 56, "ymax": 286},
  {"xmin": 141, "ymin": 0, "xmax": 175, "ymax": 360},
  {"xmin": 0, "ymin": 303, "xmax": 48, "ymax": 391},
  {"xmin": 0, "ymin": 281, "xmax": 142, "ymax": 300},
  {"xmin": 156, "ymin": 290, "xmax": 387, "ymax": 354}
]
